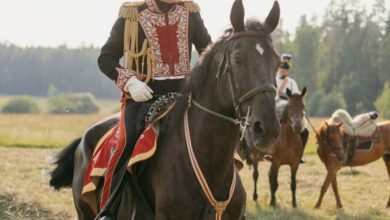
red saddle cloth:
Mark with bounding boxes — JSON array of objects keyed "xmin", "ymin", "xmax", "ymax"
[{"xmin": 81, "ymin": 122, "xmax": 158, "ymax": 213}]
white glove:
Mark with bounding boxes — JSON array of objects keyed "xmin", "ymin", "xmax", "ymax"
[{"xmin": 124, "ymin": 76, "xmax": 153, "ymax": 102}]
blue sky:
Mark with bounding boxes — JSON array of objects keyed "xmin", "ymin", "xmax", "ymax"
[{"xmin": 0, "ymin": 0, "xmax": 387, "ymax": 47}]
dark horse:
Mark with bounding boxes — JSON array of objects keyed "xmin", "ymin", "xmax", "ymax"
[
  {"xmin": 249, "ymin": 88, "xmax": 306, "ymax": 207},
  {"xmin": 315, "ymin": 120, "xmax": 390, "ymax": 209},
  {"xmin": 49, "ymin": 1, "xmax": 281, "ymax": 219}
]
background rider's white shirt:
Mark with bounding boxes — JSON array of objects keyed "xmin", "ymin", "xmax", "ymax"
[{"xmin": 275, "ymin": 75, "xmax": 300, "ymax": 97}]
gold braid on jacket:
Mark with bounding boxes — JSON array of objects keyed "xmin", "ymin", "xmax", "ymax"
[{"xmin": 118, "ymin": 0, "xmax": 200, "ymax": 83}]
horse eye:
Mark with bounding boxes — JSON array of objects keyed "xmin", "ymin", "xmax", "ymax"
[{"xmin": 234, "ymin": 56, "xmax": 243, "ymax": 65}]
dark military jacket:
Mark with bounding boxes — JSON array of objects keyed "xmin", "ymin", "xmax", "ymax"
[{"xmin": 98, "ymin": 0, "xmax": 211, "ymax": 95}]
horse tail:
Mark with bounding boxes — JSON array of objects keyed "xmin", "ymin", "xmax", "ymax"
[{"xmin": 49, "ymin": 137, "xmax": 81, "ymax": 190}]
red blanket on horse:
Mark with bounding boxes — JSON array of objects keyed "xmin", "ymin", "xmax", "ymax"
[{"xmin": 81, "ymin": 121, "xmax": 159, "ymax": 211}]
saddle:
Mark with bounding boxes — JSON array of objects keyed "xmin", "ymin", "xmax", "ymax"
[
  {"xmin": 82, "ymin": 93, "xmax": 182, "ymax": 215},
  {"xmin": 329, "ymin": 109, "xmax": 380, "ymax": 166},
  {"xmin": 344, "ymin": 127, "xmax": 381, "ymax": 166}
]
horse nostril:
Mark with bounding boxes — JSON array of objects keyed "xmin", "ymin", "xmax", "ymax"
[{"xmin": 254, "ymin": 121, "xmax": 264, "ymax": 134}]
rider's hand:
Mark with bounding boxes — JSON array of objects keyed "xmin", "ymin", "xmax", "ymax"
[{"xmin": 124, "ymin": 76, "xmax": 153, "ymax": 102}]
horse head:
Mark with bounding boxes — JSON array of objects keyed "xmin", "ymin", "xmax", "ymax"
[
  {"xmin": 319, "ymin": 121, "xmax": 345, "ymax": 161},
  {"xmin": 214, "ymin": 0, "xmax": 281, "ymax": 152},
  {"xmin": 286, "ymin": 87, "xmax": 307, "ymax": 133}
]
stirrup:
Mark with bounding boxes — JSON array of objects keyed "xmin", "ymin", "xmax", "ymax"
[{"xmin": 95, "ymin": 210, "xmax": 115, "ymax": 220}]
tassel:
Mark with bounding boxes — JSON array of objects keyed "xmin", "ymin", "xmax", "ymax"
[
  {"xmin": 183, "ymin": 1, "xmax": 200, "ymax": 13},
  {"xmin": 118, "ymin": 2, "xmax": 145, "ymax": 20}
]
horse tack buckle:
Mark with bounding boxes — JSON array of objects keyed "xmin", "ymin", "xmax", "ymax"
[
  {"xmin": 240, "ymin": 106, "xmax": 251, "ymax": 141},
  {"xmin": 215, "ymin": 201, "xmax": 228, "ymax": 215}
]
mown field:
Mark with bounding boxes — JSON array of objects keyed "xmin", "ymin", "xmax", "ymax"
[{"xmin": 0, "ymin": 103, "xmax": 389, "ymax": 219}]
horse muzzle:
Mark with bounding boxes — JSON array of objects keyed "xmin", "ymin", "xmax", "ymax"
[{"xmin": 249, "ymin": 118, "xmax": 280, "ymax": 152}]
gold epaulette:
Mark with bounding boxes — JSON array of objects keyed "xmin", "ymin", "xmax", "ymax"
[
  {"xmin": 118, "ymin": 1, "xmax": 145, "ymax": 21},
  {"xmin": 181, "ymin": 0, "xmax": 200, "ymax": 13}
]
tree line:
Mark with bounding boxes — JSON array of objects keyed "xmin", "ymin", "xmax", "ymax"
[
  {"xmin": 0, "ymin": 0, "xmax": 389, "ymax": 117},
  {"xmin": 275, "ymin": 0, "xmax": 390, "ymax": 117}
]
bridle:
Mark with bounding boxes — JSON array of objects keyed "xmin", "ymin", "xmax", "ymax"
[
  {"xmin": 191, "ymin": 31, "xmax": 276, "ymax": 141},
  {"xmin": 305, "ymin": 113, "xmax": 345, "ymax": 160},
  {"xmin": 184, "ymin": 31, "xmax": 276, "ymax": 219}
]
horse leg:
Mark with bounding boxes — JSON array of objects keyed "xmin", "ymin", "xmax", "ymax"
[
  {"xmin": 269, "ymin": 163, "xmax": 280, "ymax": 207},
  {"xmin": 331, "ymin": 175, "xmax": 343, "ymax": 208},
  {"xmin": 315, "ymin": 170, "xmax": 335, "ymax": 209},
  {"xmin": 253, "ymin": 160, "xmax": 259, "ymax": 201},
  {"xmin": 383, "ymin": 156, "xmax": 390, "ymax": 208},
  {"xmin": 290, "ymin": 164, "xmax": 299, "ymax": 208}
]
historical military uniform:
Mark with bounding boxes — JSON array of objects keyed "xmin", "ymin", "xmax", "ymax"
[{"xmin": 97, "ymin": 0, "xmax": 211, "ymax": 213}]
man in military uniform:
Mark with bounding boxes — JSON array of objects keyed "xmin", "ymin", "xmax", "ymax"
[
  {"xmin": 97, "ymin": 0, "xmax": 211, "ymax": 216},
  {"xmin": 275, "ymin": 53, "xmax": 309, "ymax": 163}
]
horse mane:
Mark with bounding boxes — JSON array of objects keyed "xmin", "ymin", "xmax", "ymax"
[
  {"xmin": 166, "ymin": 19, "xmax": 267, "ymax": 132},
  {"xmin": 315, "ymin": 122, "xmax": 326, "ymax": 147}
]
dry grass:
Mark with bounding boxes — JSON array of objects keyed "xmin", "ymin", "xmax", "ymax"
[
  {"xmin": 0, "ymin": 114, "xmax": 108, "ymax": 148},
  {"xmin": 0, "ymin": 147, "xmax": 75, "ymax": 220},
  {"xmin": 1, "ymin": 113, "xmax": 390, "ymax": 219},
  {"xmin": 1, "ymin": 146, "xmax": 390, "ymax": 219}
]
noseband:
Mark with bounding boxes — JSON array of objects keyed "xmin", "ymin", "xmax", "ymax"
[{"xmin": 191, "ymin": 31, "xmax": 276, "ymax": 140}]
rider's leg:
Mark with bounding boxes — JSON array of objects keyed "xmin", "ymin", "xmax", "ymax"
[{"xmin": 100, "ymin": 100, "xmax": 141, "ymax": 213}]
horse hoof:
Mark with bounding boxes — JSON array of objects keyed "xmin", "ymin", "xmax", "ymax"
[
  {"xmin": 253, "ymin": 194, "xmax": 258, "ymax": 201},
  {"xmin": 314, "ymin": 204, "xmax": 321, "ymax": 209}
]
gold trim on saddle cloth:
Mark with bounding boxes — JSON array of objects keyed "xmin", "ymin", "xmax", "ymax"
[
  {"xmin": 93, "ymin": 126, "xmax": 117, "ymax": 155},
  {"xmin": 126, "ymin": 101, "xmax": 178, "ymax": 169}
]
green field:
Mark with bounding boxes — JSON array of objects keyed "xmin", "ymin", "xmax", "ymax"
[{"xmin": 0, "ymin": 95, "xmax": 120, "ymax": 148}]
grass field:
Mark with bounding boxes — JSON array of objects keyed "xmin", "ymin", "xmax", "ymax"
[
  {"xmin": 1, "ymin": 147, "xmax": 390, "ymax": 220},
  {"xmin": 1, "ymin": 105, "xmax": 390, "ymax": 219}
]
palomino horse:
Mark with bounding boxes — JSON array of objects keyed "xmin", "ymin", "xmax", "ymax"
[
  {"xmin": 49, "ymin": 0, "xmax": 281, "ymax": 219},
  {"xmin": 249, "ymin": 88, "xmax": 307, "ymax": 207},
  {"xmin": 315, "ymin": 120, "xmax": 390, "ymax": 208}
]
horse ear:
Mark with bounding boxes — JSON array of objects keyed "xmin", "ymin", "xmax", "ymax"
[
  {"xmin": 301, "ymin": 87, "xmax": 307, "ymax": 98},
  {"xmin": 230, "ymin": 0, "xmax": 245, "ymax": 32},
  {"xmin": 324, "ymin": 121, "xmax": 329, "ymax": 128},
  {"xmin": 264, "ymin": 1, "xmax": 280, "ymax": 34},
  {"xmin": 286, "ymin": 88, "xmax": 292, "ymax": 97}
]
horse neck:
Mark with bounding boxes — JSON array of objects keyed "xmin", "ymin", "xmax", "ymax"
[{"xmin": 187, "ymin": 70, "xmax": 239, "ymax": 192}]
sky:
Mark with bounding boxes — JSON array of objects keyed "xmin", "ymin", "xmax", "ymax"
[{"xmin": 0, "ymin": 0, "xmax": 388, "ymax": 48}]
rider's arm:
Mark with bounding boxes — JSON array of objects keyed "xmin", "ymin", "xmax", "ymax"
[
  {"xmin": 190, "ymin": 12, "xmax": 212, "ymax": 55},
  {"xmin": 97, "ymin": 18, "xmax": 125, "ymax": 82}
]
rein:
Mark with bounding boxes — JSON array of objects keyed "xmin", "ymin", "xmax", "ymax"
[
  {"xmin": 197, "ymin": 31, "xmax": 276, "ymax": 141},
  {"xmin": 183, "ymin": 31, "xmax": 273, "ymax": 219},
  {"xmin": 184, "ymin": 110, "xmax": 237, "ymax": 220},
  {"xmin": 304, "ymin": 112, "xmax": 342, "ymax": 159}
]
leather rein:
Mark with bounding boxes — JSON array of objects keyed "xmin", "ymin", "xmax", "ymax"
[
  {"xmin": 192, "ymin": 31, "xmax": 276, "ymax": 141},
  {"xmin": 185, "ymin": 31, "xmax": 275, "ymax": 220},
  {"xmin": 304, "ymin": 112, "xmax": 344, "ymax": 159}
]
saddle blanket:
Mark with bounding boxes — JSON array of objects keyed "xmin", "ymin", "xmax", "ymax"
[{"xmin": 81, "ymin": 122, "xmax": 158, "ymax": 213}]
